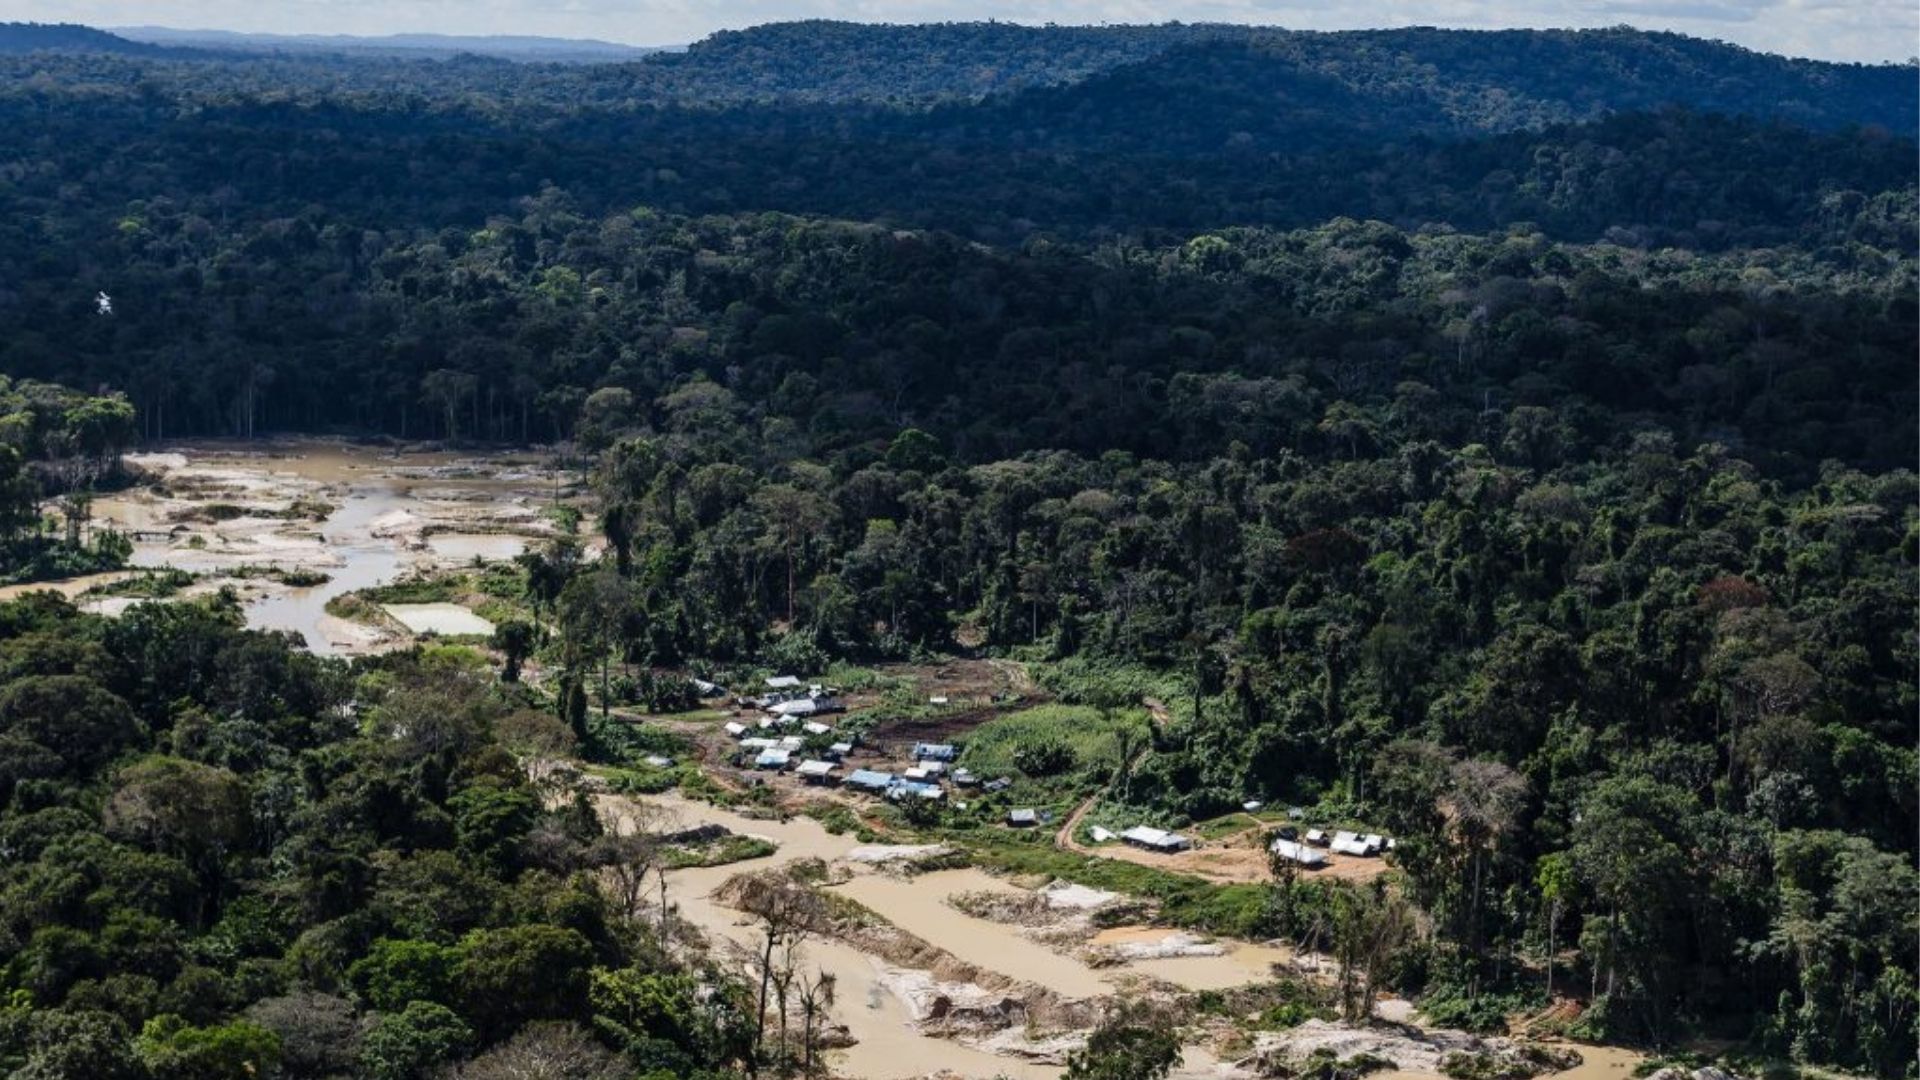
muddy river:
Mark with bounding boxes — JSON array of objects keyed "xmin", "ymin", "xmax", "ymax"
[
  {"xmin": 616, "ymin": 792, "xmax": 1327, "ymax": 1079},
  {"xmin": 0, "ymin": 441, "xmax": 574, "ymax": 653},
  {"xmin": 617, "ymin": 793, "xmax": 1062, "ymax": 1080}
]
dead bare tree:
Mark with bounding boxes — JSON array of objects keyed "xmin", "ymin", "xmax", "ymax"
[
  {"xmin": 731, "ymin": 872, "xmax": 828, "ymax": 1076},
  {"xmin": 794, "ymin": 968, "xmax": 838, "ymax": 1076},
  {"xmin": 1440, "ymin": 757, "xmax": 1527, "ymax": 957},
  {"xmin": 593, "ymin": 800, "xmax": 671, "ymax": 924}
]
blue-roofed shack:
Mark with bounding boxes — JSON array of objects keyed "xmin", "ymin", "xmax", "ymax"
[{"xmin": 845, "ymin": 769, "xmax": 894, "ymax": 793}]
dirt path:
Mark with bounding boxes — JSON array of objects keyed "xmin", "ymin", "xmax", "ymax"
[
  {"xmin": 1056, "ymin": 695, "xmax": 1161, "ymax": 857},
  {"xmin": 1055, "ymin": 700, "xmax": 1159, "ymax": 855}
]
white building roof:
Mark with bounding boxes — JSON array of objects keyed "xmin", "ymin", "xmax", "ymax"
[
  {"xmin": 1271, "ymin": 838, "xmax": 1328, "ymax": 867},
  {"xmin": 1330, "ymin": 830, "xmax": 1377, "ymax": 856},
  {"xmin": 1121, "ymin": 825, "xmax": 1190, "ymax": 849},
  {"xmin": 795, "ymin": 760, "xmax": 836, "ymax": 777}
]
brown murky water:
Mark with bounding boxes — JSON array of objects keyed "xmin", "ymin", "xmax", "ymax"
[
  {"xmin": 1087, "ymin": 926, "xmax": 1295, "ymax": 991},
  {"xmin": 626, "ymin": 794, "xmax": 1061, "ymax": 1080},
  {"xmin": 619, "ymin": 793, "xmax": 1339, "ymax": 1078},
  {"xmin": 828, "ymin": 871, "xmax": 1114, "ymax": 998}
]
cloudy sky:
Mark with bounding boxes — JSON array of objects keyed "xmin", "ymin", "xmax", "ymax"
[{"xmin": 7, "ymin": 0, "xmax": 1916, "ymax": 62}]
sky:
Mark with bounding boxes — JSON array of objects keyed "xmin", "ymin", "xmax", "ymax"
[{"xmin": 5, "ymin": 0, "xmax": 1916, "ymax": 62}]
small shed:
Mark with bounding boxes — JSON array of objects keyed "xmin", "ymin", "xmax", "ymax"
[
  {"xmin": 903, "ymin": 766, "xmax": 934, "ymax": 782},
  {"xmin": 912, "ymin": 743, "xmax": 957, "ymax": 762},
  {"xmin": 771, "ymin": 697, "xmax": 820, "ymax": 718},
  {"xmin": 754, "ymin": 748, "xmax": 793, "ymax": 770},
  {"xmin": 740, "ymin": 737, "xmax": 777, "ymax": 750},
  {"xmin": 982, "ymin": 777, "xmax": 1013, "ymax": 793},
  {"xmin": 951, "ymin": 768, "xmax": 978, "ymax": 786},
  {"xmin": 845, "ymin": 769, "xmax": 895, "ymax": 793},
  {"xmin": 826, "ymin": 741, "xmax": 854, "ymax": 760},
  {"xmin": 1088, "ymin": 826, "xmax": 1116, "ymax": 843},
  {"xmin": 765, "ymin": 675, "xmax": 803, "ymax": 690},
  {"xmin": 1121, "ymin": 826, "xmax": 1192, "ymax": 853},
  {"xmin": 723, "ymin": 721, "xmax": 748, "ymax": 738},
  {"xmin": 1270, "ymin": 838, "xmax": 1329, "ymax": 869},
  {"xmin": 795, "ymin": 760, "xmax": 837, "ymax": 783},
  {"xmin": 803, "ymin": 721, "xmax": 832, "ymax": 736},
  {"xmin": 890, "ymin": 781, "xmax": 944, "ymax": 801},
  {"xmin": 1007, "ymin": 808, "xmax": 1039, "ymax": 828},
  {"xmin": 1330, "ymin": 830, "xmax": 1379, "ymax": 857},
  {"xmin": 1304, "ymin": 828, "xmax": 1330, "ymax": 847}
]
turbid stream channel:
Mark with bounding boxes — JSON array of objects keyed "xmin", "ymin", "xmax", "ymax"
[{"xmin": 613, "ymin": 793, "xmax": 1363, "ymax": 1080}]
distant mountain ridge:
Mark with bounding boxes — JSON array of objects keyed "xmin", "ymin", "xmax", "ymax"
[
  {"xmin": 0, "ymin": 22, "xmax": 191, "ymax": 57},
  {"xmin": 0, "ymin": 19, "xmax": 1910, "ymax": 146},
  {"xmin": 112, "ymin": 26, "xmax": 669, "ymax": 63},
  {"xmin": 953, "ymin": 31, "xmax": 1916, "ymax": 158},
  {"xmin": 642, "ymin": 22, "xmax": 1913, "ymax": 129}
]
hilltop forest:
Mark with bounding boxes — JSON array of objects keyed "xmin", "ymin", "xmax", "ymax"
[{"xmin": 0, "ymin": 18, "xmax": 1913, "ymax": 1080}]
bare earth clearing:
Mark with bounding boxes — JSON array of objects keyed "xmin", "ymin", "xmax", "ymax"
[{"xmin": 0, "ymin": 440, "xmax": 585, "ymax": 653}]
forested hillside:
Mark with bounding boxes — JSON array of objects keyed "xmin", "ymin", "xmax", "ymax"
[
  {"xmin": 0, "ymin": 22, "xmax": 187, "ymax": 57},
  {"xmin": 0, "ymin": 18, "xmax": 1913, "ymax": 1080}
]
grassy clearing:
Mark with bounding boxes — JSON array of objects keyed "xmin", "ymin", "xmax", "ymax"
[
  {"xmin": 957, "ymin": 703, "xmax": 1150, "ymax": 786},
  {"xmin": 1028, "ymin": 656, "xmax": 1187, "ymax": 710}
]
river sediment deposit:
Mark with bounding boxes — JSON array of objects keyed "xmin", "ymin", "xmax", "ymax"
[
  {"xmin": 0, "ymin": 440, "xmax": 580, "ymax": 653},
  {"xmin": 594, "ymin": 791, "xmax": 1637, "ymax": 1080}
]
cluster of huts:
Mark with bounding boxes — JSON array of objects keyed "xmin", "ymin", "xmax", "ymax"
[
  {"xmin": 719, "ymin": 675, "xmax": 852, "ymax": 776},
  {"xmin": 1270, "ymin": 828, "xmax": 1394, "ymax": 869},
  {"xmin": 1086, "ymin": 817, "xmax": 1396, "ymax": 866},
  {"xmin": 726, "ymin": 706, "xmax": 1018, "ymax": 808}
]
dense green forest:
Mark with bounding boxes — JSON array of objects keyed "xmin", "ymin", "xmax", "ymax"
[
  {"xmin": 0, "ymin": 18, "xmax": 1913, "ymax": 1080},
  {"xmin": 0, "ymin": 599, "xmax": 751, "ymax": 1078}
]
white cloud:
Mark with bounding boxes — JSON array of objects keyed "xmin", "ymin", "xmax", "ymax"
[{"xmin": 2, "ymin": 0, "xmax": 1913, "ymax": 60}]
